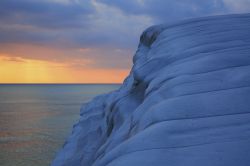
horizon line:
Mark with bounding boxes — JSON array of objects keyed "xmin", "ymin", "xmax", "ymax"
[{"xmin": 0, "ymin": 83, "xmax": 122, "ymax": 85}]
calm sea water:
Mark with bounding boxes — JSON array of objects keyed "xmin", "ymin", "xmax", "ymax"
[{"xmin": 0, "ymin": 84, "xmax": 120, "ymax": 166}]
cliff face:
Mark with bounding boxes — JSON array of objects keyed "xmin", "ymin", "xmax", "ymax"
[{"xmin": 52, "ymin": 14, "xmax": 250, "ymax": 166}]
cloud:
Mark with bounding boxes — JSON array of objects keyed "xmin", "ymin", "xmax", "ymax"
[
  {"xmin": 223, "ymin": 0, "xmax": 250, "ymax": 13},
  {"xmin": 1, "ymin": 0, "xmax": 249, "ymax": 48},
  {"xmin": 1, "ymin": 56, "xmax": 26, "ymax": 63},
  {"xmin": 0, "ymin": 0, "xmax": 151, "ymax": 49},
  {"xmin": 0, "ymin": 43, "xmax": 133, "ymax": 70},
  {"xmin": 0, "ymin": 0, "xmax": 250, "ymax": 71},
  {"xmin": 0, "ymin": 0, "xmax": 94, "ymax": 29},
  {"xmin": 0, "ymin": 0, "xmax": 151, "ymax": 70},
  {"xmin": 97, "ymin": 0, "xmax": 230, "ymax": 23}
]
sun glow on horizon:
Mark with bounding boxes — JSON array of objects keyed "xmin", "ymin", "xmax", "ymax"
[{"xmin": 0, "ymin": 55, "xmax": 129, "ymax": 84}]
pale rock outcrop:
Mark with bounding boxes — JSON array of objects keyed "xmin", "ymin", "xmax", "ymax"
[{"xmin": 52, "ymin": 13, "xmax": 250, "ymax": 166}]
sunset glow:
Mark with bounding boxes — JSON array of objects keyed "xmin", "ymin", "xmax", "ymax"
[{"xmin": 0, "ymin": 55, "xmax": 129, "ymax": 83}]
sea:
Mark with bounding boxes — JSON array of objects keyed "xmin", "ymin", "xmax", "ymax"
[{"xmin": 0, "ymin": 84, "xmax": 120, "ymax": 166}]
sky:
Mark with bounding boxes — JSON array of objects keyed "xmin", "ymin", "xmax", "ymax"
[{"xmin": 0, "ymin": 0, "xmax": 250, "ymax": 83}]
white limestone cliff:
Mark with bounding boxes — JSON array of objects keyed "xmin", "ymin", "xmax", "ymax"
[{"xmin": 52, "ymin": 13, "xmax": 250, "ymax": 166}]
